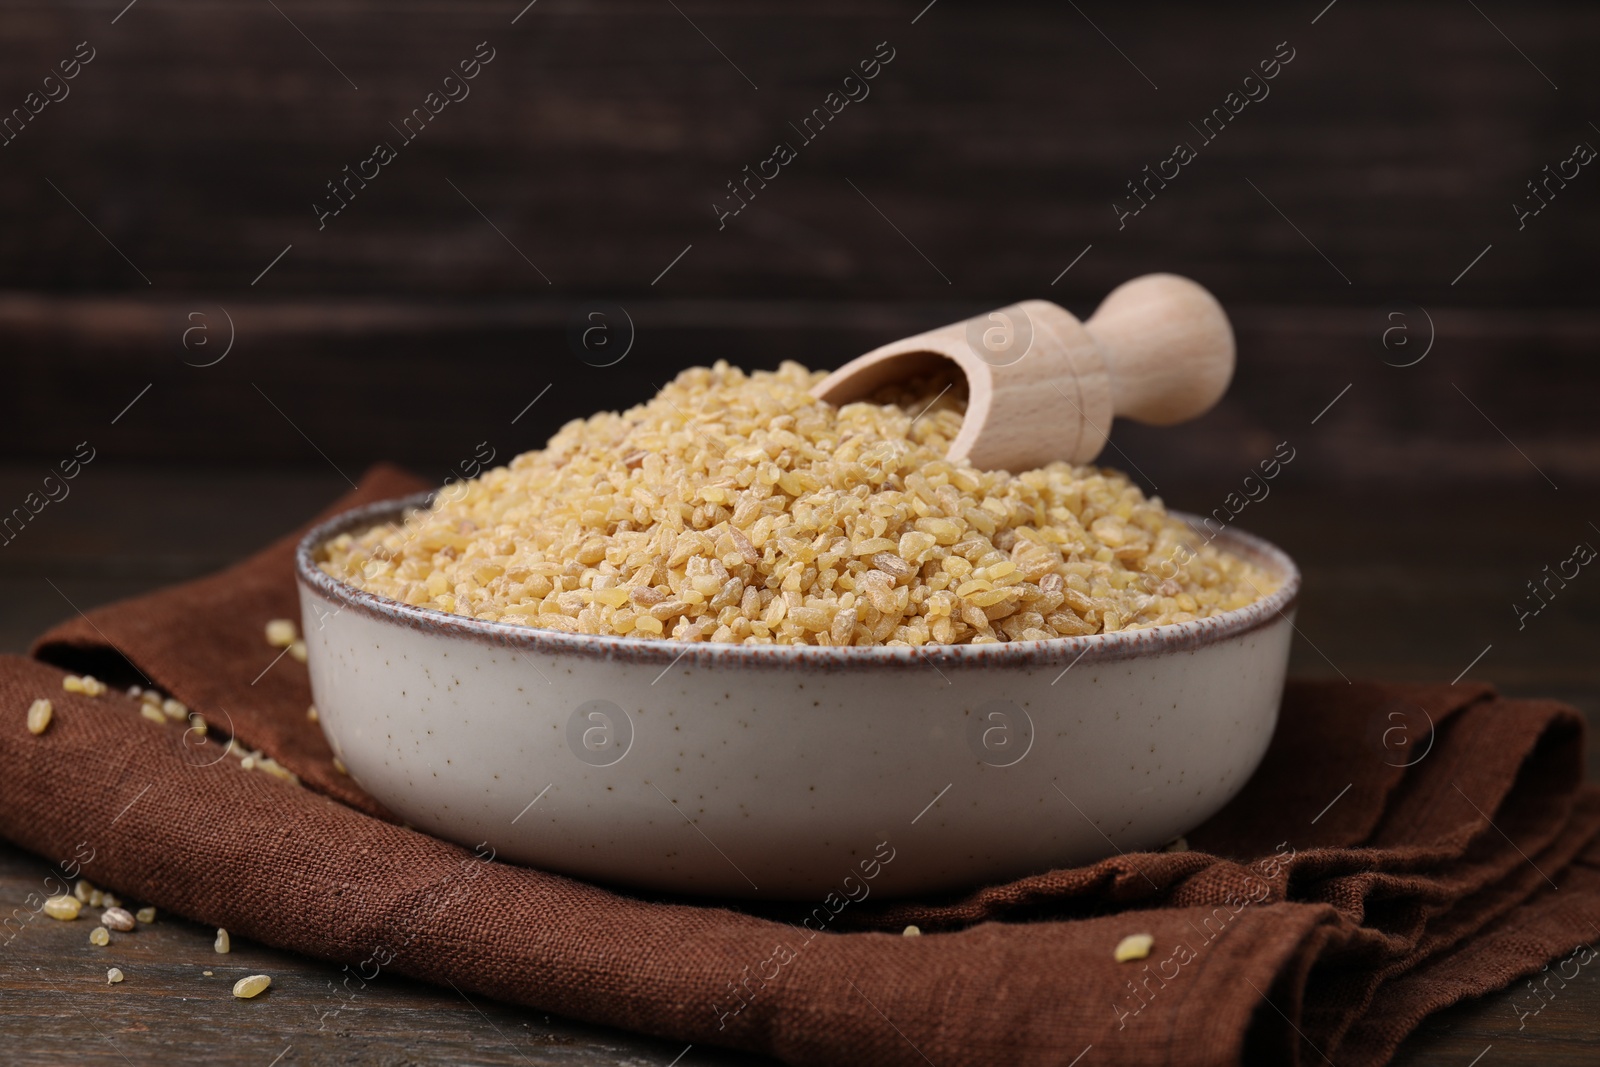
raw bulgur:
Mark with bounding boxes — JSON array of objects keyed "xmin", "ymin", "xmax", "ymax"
[
  {"xmin": 26, "ymin": 698, "xmax": 52, "ymax": 735},
  {"xmin": 320, "ymin": 363, "xmax": 1274, "ymax": 646}
]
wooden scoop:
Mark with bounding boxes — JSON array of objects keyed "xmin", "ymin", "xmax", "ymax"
[{"xmin": 811, "ymin": 273, "xmax": 1235, "ymax": 472}]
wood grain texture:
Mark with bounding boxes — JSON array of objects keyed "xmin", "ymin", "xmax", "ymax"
[
  {"xmin": 0, "ymin": 841, "xmax": 769, "ymax": 1066},
  {"xmin": 0, "ymin": 0, "xmax": 1595, "ymax": 303},
  {"xmin": 0, "ymin": 0, "xmax": 1594, "ymax": 480},
  {"xmin": 0, "ymin": 295, "xmax": 1594, "ymax": 491}
]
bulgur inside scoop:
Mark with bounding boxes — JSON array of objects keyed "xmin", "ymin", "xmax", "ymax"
[{"xmin": 318, "ymin": 363, "xmax": 1275, "ymax": 645}]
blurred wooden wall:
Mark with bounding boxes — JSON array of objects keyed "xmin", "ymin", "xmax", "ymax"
[{"xmin": 0, "ymin": 0, "xmax": 1595, "ymax": 497}]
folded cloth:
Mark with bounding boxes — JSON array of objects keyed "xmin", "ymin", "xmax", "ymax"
[{"xmin": 7, "ymin": 466, "xmax": 1598, "ymax": 1067}]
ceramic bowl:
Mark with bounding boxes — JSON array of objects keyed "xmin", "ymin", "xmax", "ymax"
[{"xmin": 295, "ymin": 492, "xmax": 1298, "ymax": 900}]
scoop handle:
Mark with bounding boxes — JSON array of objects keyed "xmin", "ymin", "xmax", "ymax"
[
  {"xmin": 811, "ymin": 273, "xmax": 1234, "ymax": 470},
  {"xmin": 1083, "ymin": 273, "xmax": 1234, "ymax": 426}
]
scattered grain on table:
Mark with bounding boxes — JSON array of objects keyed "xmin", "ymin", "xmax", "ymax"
[
  {"xmin": 233, "ymin": 974, "xmax": 272, "ymax": 999},
  {"xmin": 42, "ymin": 895, "xmax": 81, "ymax": 921}
]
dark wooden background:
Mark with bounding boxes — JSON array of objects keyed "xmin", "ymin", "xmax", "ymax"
[
  {"xmin": 0, "ymin": 0, "xmax": 1596, "ymax": 486},
  {"xmin": 1, "ymin": 1, "xmax": 1598, "ymax": 1064}
]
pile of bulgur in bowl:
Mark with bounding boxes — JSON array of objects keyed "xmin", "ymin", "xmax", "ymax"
[{"xmin": 317, "ymin": 362, "xmax": 1276, "ymax": 647}]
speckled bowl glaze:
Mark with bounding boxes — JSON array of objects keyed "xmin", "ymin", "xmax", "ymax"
[{"xmin": 296, "ymin": 492, "xmax": 1298, "ymax": 900}]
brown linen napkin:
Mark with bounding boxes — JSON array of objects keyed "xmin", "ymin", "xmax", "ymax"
[{"xmin": 8, "ymin": 467, "xmax": 1600, "ymax": 1067}]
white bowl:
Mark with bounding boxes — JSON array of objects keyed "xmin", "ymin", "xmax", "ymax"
[{"xmin": 296, "ymin": 493, "xmax": 1298, "ymax": 900}]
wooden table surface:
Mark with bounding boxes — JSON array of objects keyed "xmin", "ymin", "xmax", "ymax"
[{"xmin": 1, "ymin": 466, "xmax": 1596, "ymax": 1066}]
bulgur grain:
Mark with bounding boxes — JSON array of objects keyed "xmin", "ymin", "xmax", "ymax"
[
  {"xmin": 233, "ymin": 974, "xmax": 272, "ymax": 999},
  {"xmin": 261, "ymin": 757, "xmax": 297, "ymax": 782},
  {"xmin": 102, "ymin": 907, "xmax": 136, "ymax": 932},
  {"xmin": 1114, "ymin": 933, "xmax": 1154, "ymax": 962},
  {"xmin": 63, "ymin": 674, "xmax": 106, "ymax": 696},
  {"xmin": 26, "ymin": 698, "xmax": 52, "ymax": 735},
  {"xmin": 322, "ymin": 364, "xmax": 1275, "ymax": 645},
  {"xmin": 107, "ymin": 967, "xmax": 124, "ymax": 984},
  {"xmin": 89, "ymin": 926, "xmax": 111, "ymax": 946},
  {"xmin": 214, "ymin": 928, "xmax": 230, "ymax": 954},
  {"xmin": 43, "ymin": 895, "xmax": 81, "ymax": 921},
  {"xmin": 265, "ymin": 619, "xmax": 298, "ymax": 648},
  {"xmin": 136, "ymin": 907, "xmax": 157, "ymax": 924}
]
